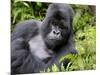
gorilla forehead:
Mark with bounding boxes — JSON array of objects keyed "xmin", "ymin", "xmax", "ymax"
[{"xmin": 46, "ymin": 3, "xmax": 74, "ymax": 19}]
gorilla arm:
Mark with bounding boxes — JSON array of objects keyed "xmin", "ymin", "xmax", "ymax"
[{"xmin": 11, "ymin": 20, "xmax": 47, "ymax": 73}]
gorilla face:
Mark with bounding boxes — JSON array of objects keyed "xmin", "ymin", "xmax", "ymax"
[
  {"xmin": 45, "ymin": 19, "xmax": 70, "ymax": 49},
  {"xmin": 41, "ymin": 4, "xmax": 74, "ymax": 50}
]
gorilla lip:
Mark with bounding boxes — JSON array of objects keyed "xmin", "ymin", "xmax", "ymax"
[{"xmin": 48, "ymin": 37, "xmax": 61, "ymax": 40}]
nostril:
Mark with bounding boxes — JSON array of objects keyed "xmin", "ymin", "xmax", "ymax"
[
  {"xmin": 43, "ymin": 57, "xmax": 51, "ymax": 63},
  {"xmin": 53, "ymin": 31, "xmax": 60, "ymax": 35},
  {"xmin": 53, "ymin": 30, "xmax": 56, "ymax": 34},
  {"xmin": 56, "ymin": 32, "xmax": 60, "ymax": 35}
]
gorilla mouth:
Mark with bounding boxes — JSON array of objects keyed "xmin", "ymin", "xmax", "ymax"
[
  {"xmin": 48, "ymin": 38, "xmax": 59, "ymax": 40},
  {"xmin": 48, "ymin": 38, "xmax": 61, "ymax": 42},
  {"xmin": 46, "ymin": 38, "xmax": 62, "ymax": 44},
  {"xmin": 47, "ymin": 36, "xmax": 62, "ymax": 40}
]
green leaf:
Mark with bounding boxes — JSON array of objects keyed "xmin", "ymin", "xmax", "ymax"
[{"xmin": 52, "ymin": 64, "xmax": 59, "ymax": 72}]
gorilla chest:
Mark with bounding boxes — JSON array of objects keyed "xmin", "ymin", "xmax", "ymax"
[{"xmin": 28, "ymin": 35, "xmax": 51, "ymax": 60}]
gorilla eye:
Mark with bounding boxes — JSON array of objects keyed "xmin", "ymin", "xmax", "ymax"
[{"xmin": 59, "ymin": 25, "xmax": 65, "ymax": 29}]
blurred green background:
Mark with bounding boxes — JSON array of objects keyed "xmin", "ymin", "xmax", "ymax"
[{"xmin": 11, "ymin": 0, "xmax": 96, "ymax": 72}]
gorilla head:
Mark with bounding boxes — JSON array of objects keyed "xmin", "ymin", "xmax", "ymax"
[{"xmin": 41, "ymin": 4, "xmax": 74, "ymax": 51}]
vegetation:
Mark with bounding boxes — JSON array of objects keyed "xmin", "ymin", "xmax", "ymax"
[{"xmin": 11, "ymin": 0, "xmax": 96, "ymax": 72}]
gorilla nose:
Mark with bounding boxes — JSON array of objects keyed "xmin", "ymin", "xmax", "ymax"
[
  {"xmin": 43, "ymin": 57, "xmax": 52, "ymax": 63},
  {"xmin": 53, "ymin": 31, "xmax": 60, "ymax": 35}
]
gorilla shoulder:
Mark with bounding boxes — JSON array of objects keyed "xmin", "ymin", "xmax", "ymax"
[{"xmin": 11, "ymin": 20, "xmax": 42, "ymax": 41}]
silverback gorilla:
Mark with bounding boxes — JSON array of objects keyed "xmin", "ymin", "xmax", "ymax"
[{"xmin": 11, "ymin": 3, "xmax": 77, "ymax": 74}]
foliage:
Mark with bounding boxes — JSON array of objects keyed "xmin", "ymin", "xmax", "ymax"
[
  {"xmin": 60, "ymin": 26, "xmax": 96, "ymax": 71},
  {"xmin": 11, "ymin": 0, "xmax": 49, "ymax": 31},
  {"xmin": 11, "ymin": 0, "xmax": 96, "ymax": 72}
]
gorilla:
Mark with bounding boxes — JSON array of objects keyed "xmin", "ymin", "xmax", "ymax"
[{"xmin": 11, "ymin": 3, "xmax": 77, "ymax": 74}]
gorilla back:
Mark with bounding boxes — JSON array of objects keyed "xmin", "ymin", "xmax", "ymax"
[{"xmin": 11, "ymin": 3, "xmax": 77, "ymax": 74}]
